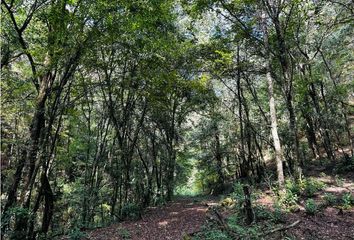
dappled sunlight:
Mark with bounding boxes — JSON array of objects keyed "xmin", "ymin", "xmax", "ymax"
[
  {"xmin": 158, "ymin": 220, "xmax": 169, "ymax": 227},
  {"xmin": 181, "ymin": 207, "xmax": 207, "ymax": 213},
  {"xmin": 2, "ymin": 0, "xmax": 353, "ymax": 239},
  {"xmin": 169, "ymin": 211, "xmax": 179, "ymax": 215},
  {"xmin": 256, "ymin": 195, "xmax": 274, "ymax": 208},
  {"xmin": 324, "ymin": 186, "xmax": 351, "ymax": 194},
  {"xmin": 158, "ymin": 216, "xmax": 189, "ymax": 227}
]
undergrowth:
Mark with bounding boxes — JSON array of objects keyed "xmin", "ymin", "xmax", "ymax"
[{"xmin": 190, "ymin": 182, "xmax": 288, "ymax": 240}]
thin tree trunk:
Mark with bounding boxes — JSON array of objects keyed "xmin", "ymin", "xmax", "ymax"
[
  {"xmin": 261, "ymin": 11, "xmax": 285, "ymax": 188},
  {"xmin": 215, "ymin": 126, "xmax": 224, "ymax": 194}
]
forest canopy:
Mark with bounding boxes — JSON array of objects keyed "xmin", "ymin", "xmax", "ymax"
[{"xmin": 1, "ymin": 0, "xmax": 353, "ymax": 239}]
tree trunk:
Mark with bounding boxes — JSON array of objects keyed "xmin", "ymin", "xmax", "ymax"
[
  {"xmin": 214, "ymin": 127, "xmax": 224, "ymax": 194},
  {"xmin": 261, "ymin": 11, "xmax": 285, "ymax": 188},
  {"xmin": 272, "ymin": 12, "xmax": 301, "ymax": 176},
  {"xmin": 40, "ymin": 173, "xmax": 54, "ymax": 234},
  {"xmin": 243, "ymin": 185, "xmax": 254, "ymax": 225}
]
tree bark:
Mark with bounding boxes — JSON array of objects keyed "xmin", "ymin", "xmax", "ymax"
[{"xmin": 261, "ymin": 11, "xmax": 285, "ymax": 188}]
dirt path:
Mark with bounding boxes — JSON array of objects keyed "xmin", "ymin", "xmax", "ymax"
[{"xmin": 87, "ymin": 198, "xmax": 216, "ymax": 240}]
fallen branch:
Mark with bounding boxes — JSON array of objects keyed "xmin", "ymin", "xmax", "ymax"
[
  {"xmin": 210, "ymin": 207, "xmax": 239, "ymax": 239},
  {"xmin": 260, "ymin": 220, "xmax": 301, "ymax": 237}
]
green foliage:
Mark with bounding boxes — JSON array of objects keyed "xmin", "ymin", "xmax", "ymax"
[
  {"xmin": 334, "ymin": 175, "xmax": 345, "ymax": 187},
  {"xmin": 271, "ymin": 203, "xmax": 285, "ymax": 223},
  {"xmin": 305, "ymin": 199, "xmax": 318, "ymax": 215},
  {"xmin": 214, "ymin": 50, "xmax": 233, "ymax": 66},
  {"xmin": 154, "ymin": 195, "xmax": 167, "ymax": 206},
  {"xmin": 283, "ymin": 178, "xmax": 325, "ymax": 200},
  {"xmin": 121, "ymin": 203, "xmax": 142, "ymax": 220},
  {"xmin": 193, "ymin": 229, "xmax": 231, "ymax": 240},
  {"xmin": 220, "ymin": 197, "xmax": 236, "ymax": 208},
  {"xmin": 341, "ymin": 193, "xmax": 354, "ymax": 209},
  {"xmin": 230, "ymin": 182, "xmax": 258, "ymax": 209},
  {"xmin": 175, "ymin": 185, "xmax": 199, "ymax": 196},
  {"xmin": 3, "ymin": 207, "xmax": 32, "ymax": 240},
  {"xmin": 285, "ymin": 179, "xmax": 301, "ymax": 195},
  {"xmin": 227, "ymin": 214, "xmax": 261, "ymax": 239},
  {"xmin": 278, "ymin": 178, "xmax": 325, "ymax": 213},
  {"xmin": 5, "ymin": 206, "xmax": 31, "ymax": 223},
  {"xmin": 253, "ymin": 205, "xmax": 269, "ymax": 220},
  {"xmin": 276, "ymin": 179, "xmax": 300, "ymax": 210},
  {"xmin": 231, "ymin": 182, "xmax": 245, "ymax": 208},
  {"xmin": 253, "ymin": 205, "xmax": 281, "ymax": 222},
  {"xmin": 323, "ymin": 193, "xmax": 337, "ymax": 206},
  {"xmin": 118, "ymin": 227, "xmax": 131, "ymax": 239},
  {"xmin": 2, "ymin": 0, "xmax": 353, "ymax": 237},
  {"xmin": 282, "ymin": 189, "xmax": 299, "ymax": 207},
  {"xmin": 303, "ymin": 178, "xmax": 325, "ymax": 197},
  {"xmin": 335, "ymin": 155, "xmax": 354, "ymax": 173},
  {"xmin": 69, "ymin": 227, "xmax": 87, "ymax": 240}
]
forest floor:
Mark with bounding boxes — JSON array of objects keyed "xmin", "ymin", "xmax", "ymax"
[
  {"xmin": 86, "ymin": 197, "xmax": 219, "ymax": 240},
  {"xmin": 85, "ymin": 163, "xmax": 354, "ymax": 240},
  {"xmin": 256, "ymin": 165, "xmax": 354, "ymax": 239}
]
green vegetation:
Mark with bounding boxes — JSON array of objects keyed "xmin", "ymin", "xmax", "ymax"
[
  {"xmin": 118, "ymin": 228, "xmax": 131, "ymax": 240},
  {"xmin": 121, "ymin": 204, "xmax": 142, "ymax": 221},
  {"xmin": 68, "ymin": 228, "xmax": 87, "ymax": 240},
  {"xmin": 193, "ymin": 229, "xmax": 231, "ymax": 240},
  {"xmin": 323, "ymin": 193, "xmax": 337, "ymax": 206},
  {"xmin": 1, "ymin": 0, "xmax": 353, "ymax": 239},
  {"xmin": 305, "ymin": 199, "xmax": 318, "ymax": 215},
  {"xmin": 342, "ymin": 193, "xmax": 354, "ymax": 209}
]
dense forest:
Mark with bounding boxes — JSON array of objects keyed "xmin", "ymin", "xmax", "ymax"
[{"xmin": 1, "ymin": 0, "xmax": 353, "ymax": 239}]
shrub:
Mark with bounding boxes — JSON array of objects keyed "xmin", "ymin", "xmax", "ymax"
[
  {"xmin": 231, "ymin": 182, "xmax": 258, "ymax": 210},
  {"xmin": 231, "ymin": 182, "xmax": 245, "ymax": 209},
  {"xmin": 323, "ymin": 193, "xmax": 337, "ymax": 206},
  {"xmin": 193, "ymin": 230, "xmax": 232, "ymax": 240},
  {"xmin": 276, "ymin": 179, "xmax": 301, "ymax": 211},
  {"xmin": 254, "ymin": 203, "xmax": 285, "ymax": 223},
  {"xmin": 303, "ymin": 178, "xmax": 325, "ymax": 197},
  {"xmin": 335, "ymin": 154, "xmax": 354, "ymax": 173},
  {"xmin": 154, "ymin": 195, "xmax": 167, "ymax": 206},
  {"xmin": 253, "ymin": 205, "xmax": 272, "ymax": 220},
  {"xmin": 118, "ymin": 227, "xmax": 131, "ymax": 239},
  {"xmin": 342, "ymin": 192, "xmax": 354, "ymax": 209},
  {"xmin": 282, "ymin": 190, "xmax": 299, "ymax": 207},
  {"xmin": 4, "ymin": 207, "xmax": 33, "ymax": 240},
  {"xmin": 319, "ymin": 172, "xmax": 327, "ymax": 178},
  {"xmin": 277, "ymin": 186, "xmax": 299, "ymax": 210},
  {"xmin": 305, "ymin": 199, "xmax": 317, "ymax": 215},
  {"xmin": 121, "ymin": 203, "xmax": 142, "ymax": 220},
  {"xmin": 69, "ymin": 227, "xmax": 86, "ymax": 240},
  {"xmin": 226, "ymin": 214, "xmax": 260, "ymax": 239},
  {"xmin": 285, "ymin": 179, "xmax": 301, "ymax": 195},
  {"xmin": 334, "ymin": 175, "xmax": 344, "ymax": 187},
  {"xmin": 272, "ymin": 202, "xmax": 285, "ymax": 223}
]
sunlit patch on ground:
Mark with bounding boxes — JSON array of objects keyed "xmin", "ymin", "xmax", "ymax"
[
  {"xmin": 158, "ymin": 220, "xmax": 169, "ymax": 226},
  {"xmin": 87, "ymin": 198, "xmax": 216, "ymax": 240}
]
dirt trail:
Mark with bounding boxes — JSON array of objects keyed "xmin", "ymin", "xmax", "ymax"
[{"xmin": 87, "ymin": 198, "xmax": 216, "ymax": 240}]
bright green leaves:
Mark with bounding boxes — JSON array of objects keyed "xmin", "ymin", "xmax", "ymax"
[
  {"xmin": 215, "ymin": 49, "xmax": 233, "ymax": 65},
  {"xmin": 181, "ymin": 0, "xmax": 216, "ymax": 18},
  {"xmin": 199, "ymin": 73, "xmax": 211, "ymax": 88},
  {"xmin": 67, "ymin": 0, "xmax": 78, "ymax": 5}
]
